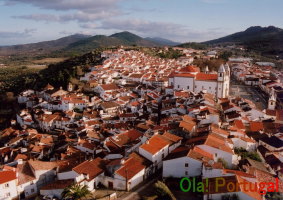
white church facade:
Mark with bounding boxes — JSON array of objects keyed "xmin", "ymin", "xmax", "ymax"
[{"xmin": 169, "ymin": 64, "xmax": 230, "ymax": 98}]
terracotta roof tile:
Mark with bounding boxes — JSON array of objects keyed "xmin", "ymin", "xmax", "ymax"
[
  {"xmin": 195, "ymin": 73, "xmax": 218, "ymax": 81},
  {"xmin": 140, "ymin": 134, "xmax": 171, "ymax": 155},
  {"xmin": 115, "ymin": 152, "xmax": 150, "ymax": 180},
  {"xmin": 73, "ymin": 158, "xmax": 105, "ymax": 181},
  {"xmin": 0, "ymin": 170, "xmax": 17, "ymax": 184},
  {"xmin": 249, "ymin": 121, "xmax": 264, "ymax": 132}
]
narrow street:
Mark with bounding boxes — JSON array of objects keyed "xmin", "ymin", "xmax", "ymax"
[{"xmin": 117, "ymin": 178, "xmax": 157, "ymax": 200}]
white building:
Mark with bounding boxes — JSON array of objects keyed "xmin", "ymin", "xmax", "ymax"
[
  {"xmin": 139, "ymin": 133, "xmax": 181, "ymax": 170},
  {"xmin": 0, "ymin": 170, "xmax": 18, "ymax": 200},
  {"xmin": 169, "ymin": 64, "xmax": 230, "ymax": 98}
]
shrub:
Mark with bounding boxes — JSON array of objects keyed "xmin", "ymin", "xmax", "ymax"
[{"xmin": 154, "ymin": 181, "xmax": 176, "ymax": 200}]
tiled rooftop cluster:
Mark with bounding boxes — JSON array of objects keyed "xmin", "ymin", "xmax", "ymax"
[{"xmin": 0, "ymin": 49, "xmax": 282, "ymax": 200}]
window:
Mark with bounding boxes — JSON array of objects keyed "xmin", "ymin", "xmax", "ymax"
[
  {"xmin": 209, "ymin": 87, "xmax": 211, "ymax": 90},
  {"xmin": 162, "ymin": 153, "xmax": 165, "ymax": 159},
  {"xmin": 6, "ymin": 193, "xmax": 10, "ymax": 197},
  {"xmin": 187, "ymin": 86, "xmax": 190, "ymax": 89},
  {"xmin": 195, "ymin": 85, "xmax": 197, "ymax": 88},
  {"xmin": 185, "ymin": 171, "xmax": 188, "ymax": 176},
  {"xmin": 5, "ymin": 183, "xmax": 9, "ymax": 188},
  {"xmin": 219, "ymin": 73, "xmax": 222, "ymax": 77},
  {"xmin": 202, "ymin": 86, "xmax": 204, "ymax": 89},
  {"xmin": 31, "ymin": 189, "xmax": 35, "ymax": 193},
  {"xmin": 178, "ymin": 85, "xmax": 180, "ymax": 88},
  {"xmin": 185, "ymin": 163, "xmax": 189, "ymax": 167}
]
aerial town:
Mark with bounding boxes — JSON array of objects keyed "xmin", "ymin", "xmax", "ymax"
[{"xmin": 0, "ymin": 46, "xmax": 282, "ymax": 200}]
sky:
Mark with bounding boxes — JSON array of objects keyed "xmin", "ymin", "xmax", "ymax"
[{"xmin": 0, "ymin": 0, "xmax": 282, "ymax": 45}]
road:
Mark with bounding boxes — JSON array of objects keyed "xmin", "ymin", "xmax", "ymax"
[
  {"xmin": 230, "ymin": 79, "xmax": 268, "ymax": 110},
  {"xmin": 117, "ymin": 178, "xmax": 157, "ymax": 200}
]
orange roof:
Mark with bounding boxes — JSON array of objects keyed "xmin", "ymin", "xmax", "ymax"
[
  {"xmin": 204, "ymin": 134, "xmax": 233, "ymax": 154},
  {"xmin": 0, "ymin": 171, "xmax": 17, "ymax": 184},
  {"xmin": 249, "ymin": 121, "xmax": 264, "ymax": 132},
  {"xmin": 100, "ymin": 83, "xmax": 119, "ymax": 91},
  {"xmin": 195, "ymin": 73, "xmax": 218, "ymax": 81},
  {"xmin": 140, "ymin": 135, "xmax": 171, "ymax": 155},
  {"xmin": 162, "ymin": 132, "xmax": 182, "ymax": 143},
  {"xmin": 211, "ymin": 124, "xmax": 229, "ymax": 136},
  {"xmin": 110, "ymin": 129, "xmax": 143, "ymax": 147},
  {"xmin": 179, "ymin": 121, "xmax": 196, "ymax": 132},
  {"xmin": 179, "ymin": 65, "xmax": 200, "ymax": 73},
  {"xmin": 233, "ymin": 119, "xmax": 245, "ymax": 130},
  {"xmin": 41, "ymin": 179, "xmax": 73, "ymax": 190},
  {"xmin": 189, "ymin": 146, "xmax": 214, "ymax": 160},
  {"xmin": 73, "ymin": 158, "xmax": 105, "ymax": 181},
  {"xmin": 115, "ymin": 153, "xmax": 149, "ymax": 180},
  {"xmin": 174, "ymin": 73, "xmax": 195, "ymax": 78}
]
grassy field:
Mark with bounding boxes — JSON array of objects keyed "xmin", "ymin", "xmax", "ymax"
[{"xmin": 32, "ymin": 57, "xmax": 68, "ymax": 64}]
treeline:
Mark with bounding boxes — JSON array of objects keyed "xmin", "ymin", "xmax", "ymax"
[
  {"xmin": 157, "ymin": 48, "xmax": 185, "ymax": 59},
  {"xmin": 177, "ymin": 42, "xmax": 207, "ymax": 50}
]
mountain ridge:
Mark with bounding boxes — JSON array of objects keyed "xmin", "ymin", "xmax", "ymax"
[
  {"xmin": 0, "ymin": 34, "xmax": 91, "ymax": 56},
  {"xmin": 0, "ymin": 31, "xmax": 179, "ymax": 56},
  {"xmin": 202, "ymin": 26, "xmax": 283, "ymax": 58}
]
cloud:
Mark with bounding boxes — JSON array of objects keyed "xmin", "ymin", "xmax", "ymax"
[
  {"xmin": 59, "ymin": 30, "xmax": 73, "ymax": 35},
  {"xmin": 80, "ymin": 23, "xmax": 98, "ymax": 29},
  {"xmin": 13, "ymin": 14, "xmax": 59, "ymax": 22},
  {"xmin": 4, "ymin": 0, "xmax": 228, "ymax": 42},
  {"xmin": 82, "ymin": 19, "xmax": 226, "ymax": 42},
  {"xmin": 13, "ymin": 10, "xmax": 121, "ymax": 23},
  {"xmin": 0, "ymin": 28, "xmax": 36, "ymax": 39},
  {"xmin": 4, "ymin": 0, "xmax": 122, "ymax": 12}
]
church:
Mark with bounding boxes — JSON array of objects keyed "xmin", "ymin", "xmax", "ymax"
[{"xmin": 169, "ymin": 64, "xmax": 230, "ymax": 98}]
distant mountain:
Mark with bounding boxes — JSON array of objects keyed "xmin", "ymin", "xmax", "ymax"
[
  {"xmin": 64, "ymin": 35, "xmax": 126, "ymax": 53},
  {"xmin": 0, "ymin": 34, "xmax": 90, "ymax": 56},
  {"xmin": 110, "ymin": 31, "xmax": 160, "ymax": 46},
  {"xmin": 204, "ymin": 26, "xmax": 283, "ymax": 58},
  {"xmin": 145, "ymin": 37, "xmax": 180, "ymax": 46},
  {"xmin": 0, "ymin": 31, "xmax": 174, "ymax": 57},
  {"xmin": 63, "ymin": 31, "xmax": 160, "ymax": 54}
]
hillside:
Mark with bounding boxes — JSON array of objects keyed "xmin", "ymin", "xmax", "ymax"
[
  {"xmin": 0, "ymin": 34, "xmax": 90, "ymax": 56},
  {"xmin": 110, "ymin": 31, "xmax": 157, "ymax": 46},
  {"xmin": 0, "ymin": 31, "xmax": 166, "ymax": 57},
  {"xmin": 0, "ymin": 50, "xmax": 104, "ymax": 94},
  {"xmin": 59, "ymin": 31, "xmax": 162, "ymax": 55},
  {"xmin": 177, "ymin": 42, "xmax": 207, "ymax": 50},
  {"xmin": 145, "ymin": 37, "xmax": 180, "ymax": 46},
  {"xmin": 204, "ymin": 26, "xmax": 283, "ymax": 58},
  {"xmin": 63, "ymin": 35, "xmax": 125, "ymax": 54}
]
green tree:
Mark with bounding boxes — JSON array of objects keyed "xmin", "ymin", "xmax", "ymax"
[
  {"xmin": 219, "ymin": 51, "xmax": 233, "ymax": 61},
  {"xmin": 61, "ymin": 183, "xmax": 92, "ymax": 200}
]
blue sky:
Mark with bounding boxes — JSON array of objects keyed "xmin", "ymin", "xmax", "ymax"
[{"xmin": 0, "ymin": 0, "xmax": 282, "ymax": 45}]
